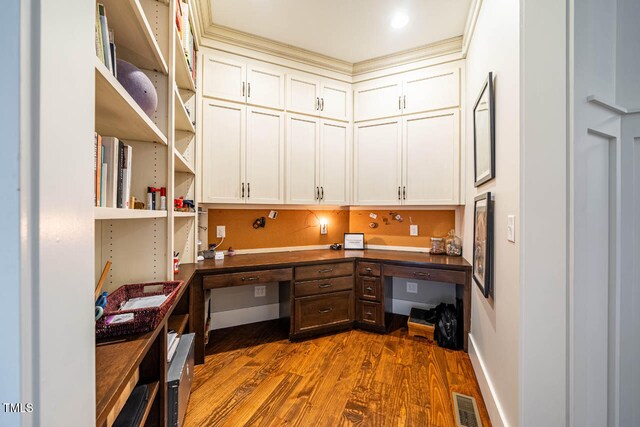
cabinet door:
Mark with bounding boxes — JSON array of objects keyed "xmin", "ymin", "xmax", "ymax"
[
  {"xmin": 246, "ymin": 107, "xmax": 285, "ymax": 204},
  {"xmin": 353, "ymin": 118, "xmax": 402, "ymax": 205},
  {"xmin": 319, "ymin": 120, "xmax": 350, "ymax": 205},
  {"xmin": 353, "ymin": 76, "xmax": 403, "ymax": 122},
  {"xmin": 286, "ymin": 114, "xmax": 319, "ymax": 204},
  {"xmin": 246, "ymin": 64, "xmax": 285, "ymax": 110},
  {"xmin": 201, "ymin": 100, "xmax": 245, "ymax": 203},
  {"xmin": 320, "ymin": 80, "xmax": 351, "ymax": 121},
  {"xmin": 286, "ymin": 73, "xmax": 320, "ymax": 116},
  {"xmin": 403, "ymin": 110, "xmax": 460, "ymax": 205},
  {"xmin": 403, "ymin": 68, "xmax": 460, "ymax": 115},
  {"xmin": 202, "ymin": 53, "xmax": 246, "ymax": 103}
]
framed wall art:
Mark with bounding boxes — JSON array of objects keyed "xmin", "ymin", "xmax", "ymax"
[
  {"xmin": 473, "ymin": 192, "xmax": 493, "ymax": 298},
  {"xmin": 473, "ymin": 72, "xmax": 495, "ymax": 187}
]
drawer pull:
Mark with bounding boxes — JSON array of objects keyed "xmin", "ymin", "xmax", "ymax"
[
  {"xmin": 365, "ymin": 267, "xmax": 373, "ymax": 272},
  {"xmin": 318, "ymin": 268, "xmax": 333, "ymax": 274},
  {"xmin": 242, "ymin": 276, "xmax": 260, "ymax": 282},
  {"xmin": 318, "ymin": 307, "xmax": 333, "ymax": 314},
  {"xmin": 365, "ymin": 311, "xmax": 373, "ymax": 317},
  {"xmin": 365, "ymin": 286, "xmax": 374, "ymax": 292},
  {"xmin": 318, "ymin": 283, "xmax": 332, "ymax": 288},
  {"xmin": 414, "ymin": 272, "xmax": 432, "ymax": 279}
]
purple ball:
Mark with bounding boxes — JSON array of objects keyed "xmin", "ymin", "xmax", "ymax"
[{"xmin": 116, "ymin": 59, "xmax": 158, "ymax": 117}]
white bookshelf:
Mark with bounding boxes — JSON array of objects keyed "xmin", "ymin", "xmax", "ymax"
[
  {"xmin": 174, "ymin": 26, "xmax": 196, "ymax": 92},
  {"xmin": 94, "ymin": 207, "xmax": 168, "ymax": 220},
  {"xmin": 174, "ymin": 148, "xmax": 195, "ymax": 174},
  {"xmin": 174, "ymin": 85, "xmax": 196, "ymax": 133}
]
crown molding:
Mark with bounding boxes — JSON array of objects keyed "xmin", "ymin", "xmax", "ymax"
[
  {"xmin": 193, "ymin": 0, "xmax": 466, "ymax": 76},
  {"xmin": 462, "ymin": 0, "xmax": 483, "ymax": 56}
]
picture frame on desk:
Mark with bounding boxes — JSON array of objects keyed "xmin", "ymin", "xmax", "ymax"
[
  {"xmin": 344, "ymin": 233, "xmax": 365, "ymax": 250},
  {"xmin": 473, "ymin": 192, "xmax": 493, "ymax": 298}
]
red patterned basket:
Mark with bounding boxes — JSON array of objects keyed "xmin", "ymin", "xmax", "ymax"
[{"xmin": 96, "ymin": 281, "xmax": 184, "ymax": 340}]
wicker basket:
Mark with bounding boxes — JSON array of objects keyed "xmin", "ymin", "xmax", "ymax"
[{"xmin": 96, "ymin": 281, "xmax": 184, "ymax": 340}]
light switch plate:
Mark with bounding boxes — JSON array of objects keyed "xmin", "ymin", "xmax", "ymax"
[
  {"xmin": 320, "ymin": 223, "xmax": 328, "ymax": 235},
  {"xmin": 407, "ymin": 282, "xmax": 418, "ymax": 294},
  {"xmin": 254, "ymin": 285, "xmax": 266, "ymax": 297},
  {"xmin": 216, "ymin": 225, "xmax": 226, "ymax": 238},
  {"xmin": 507, "ymin": 215, "xmax": 516, "ymax": 242},
  {"xmin": 410, "ymin": 225, "xmax": 419, "ymax": 236}
]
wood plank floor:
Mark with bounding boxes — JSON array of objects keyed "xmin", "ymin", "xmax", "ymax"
[{"xmin": 184, "ymin": 317, "xmax": 491, "ymax": 427}]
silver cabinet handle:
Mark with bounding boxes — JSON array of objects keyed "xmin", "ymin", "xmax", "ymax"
[
  {"xmin": 242, "ymin": 82, "xmax": 245, "ymax": 97},
  {"xmin": 414, "ymin": 272, "xmax": 432, "ymax": 279},
  {"xmin": 316, "ymin": 97, "xmax": 320, "ymax": 110},
  {"xmin": 316, "ymin": 187, "xmax": 320, "ymax": 200},
  {"xmin": 403, "ymin": 186, "xmax": 406, "ymax": 200},
  {"xmin": 248, "ymin": 82, "xmax": 251, "ymax": 98},
  {"xmin": 320, "ymin": 98, "xmax": 324, "ymax": 111},
  {"xmin": 241, "ymin": 276, "xmax": 260, "ymax": 282},
  {"xmin": 247, "ymin": 182, "xmax": 250, "ymax": 198},
  {"xmin": 242, "ymin": 182, "xmax": 245, "ymax": 198},
  {"xmin": 318, "ymin": 268, "xmax": 333, "ymax": 274},
  {"xmin": 403, "ymin": 95, "xmax": 406, "ymax": 109},
  {"xmin": 318, "ymin": 283, "xmax": 332, "ymax": 288},
  {"xmin": 318, "ymin": 307, "xmax": 333, "ymax": 314},
  {"xmin": 320, "ymin": 187, "xmax": 324, "ymax": 200},
  {"xmin": 398, "ymin": 186, "xmax": 401, "ymax": 200},
  {"xmin": 365, "ymin": 286, "xmax": 374, "ymax": 292},
  {"xmin": 398, "ymin": 96, "xmax": 401, "ymax": 110},
  {"xmin": 365, "ymin": 267, "xmax": 373, "ymax": 272}
]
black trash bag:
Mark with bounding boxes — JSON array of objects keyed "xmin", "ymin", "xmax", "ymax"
[{"xmin": 434, "ymin": 302, "xmax": 459, "ymax": 349}]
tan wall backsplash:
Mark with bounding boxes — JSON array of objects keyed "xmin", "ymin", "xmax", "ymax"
[{"xmin": 207, "ymin": 208, "xmax": 455, "ymax": 251}]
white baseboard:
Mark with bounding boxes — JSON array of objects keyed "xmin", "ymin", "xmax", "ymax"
[
  {"xmin": 468, "ymin": 333, "xmax": 510, "ymax": 427},
  {"xmin": 210, "ymin": 303, "xmax": 280, "ymax": 330}
]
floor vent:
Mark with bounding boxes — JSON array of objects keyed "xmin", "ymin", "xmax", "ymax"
[{"xmin": 452, "ymin": 392, "xmax": 483, "ymax": 427}]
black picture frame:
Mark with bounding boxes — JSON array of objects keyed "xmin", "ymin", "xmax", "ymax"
[
  {"xmin": 473, "ymin": 72, "xmax": 496, "ymax": 187},
  {"xmin": 473, "ymin": 192, "xmax": 493, "ymax": 298},
  {"xmin": 343, "ymin": 233, "xmax": 365, "ymax": 250}
]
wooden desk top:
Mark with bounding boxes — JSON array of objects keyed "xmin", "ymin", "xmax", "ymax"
[
  {"xmin": 175, "ymin": 249, "xmax": 470, "ymax": 285},
  {"xmin": 95, "ymin": 279, "xmax": 190, "ymax": 425}
]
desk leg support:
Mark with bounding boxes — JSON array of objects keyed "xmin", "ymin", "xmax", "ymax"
[
  {"xmin": 190, "ymin": 274, "xmax": 206, "ymax": 365},
  {"xmin": 456, "ymin": 272, "xmax": 471, "ymax": 352}
]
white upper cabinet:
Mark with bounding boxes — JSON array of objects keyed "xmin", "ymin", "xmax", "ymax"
[
  {"xmin": 353, "ymin": 118, "xmax": 402, "ymax": 205},
  {"xmin": 353, "ymin": 76, "xmax": 403, "ymax": 122},
  {"xmin": 286, "ymin": 74, "xmax": 321, "ymax": 116},
  {"xmin": 319, "ymin": 120, "xmax": 350, "ymax": 205},
  {"xmin": 246, "ymin": 64, "xmax": 285, "ymax": 110},
  {"xmin": 203, "ymin": 51, "xmax": 285, "ymax": 110},
  {"xmin": 403, "ymin": 110, "xmax": 460, "ymax": 205},
  {"xmin": 402, "ymin": 68, "xmax": 460, "ymax": 115},
  {"xmin": 201, "ymin": 99, "xmax": 246, "ymax": 203},
  {"xmin": 245, "ymin": 107, "xmax": 285, "ymax": 204},
  {"xmin": 286, "ymin": 114, "xmax": 319, "ymax": 204},
  {"xmin": 287, "ymin": 72, "xmax": 352, "ymax": 121},
  {"xmin": 202, "ymin": 54, "xmax": 246, "ymax": 104}
]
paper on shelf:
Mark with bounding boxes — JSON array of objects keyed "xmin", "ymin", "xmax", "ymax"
[{"xmin": 121, "ymin": 294, "xmax": 168, "ymax": 310}]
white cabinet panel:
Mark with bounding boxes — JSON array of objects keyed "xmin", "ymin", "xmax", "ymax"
[
  {"xmin": 202, "ymin": 54, "xmax": 246, "ymax": 103},
  {"xmin": 354, "ymin": 76, "xmax": 403, "ymax": 122},
  {"xmin": 403, "ymin": 110, "xmax": 459, "ymax": 204},
  {"xmin": 246, "ymin": 107, "xmax": 285, "ymax": 204},
  {"xmin": 403, "ymin": 69, "xmax": 460, "ymax": 115},
  {"xmin": 354, "ymin": 118, "xmax": 402, "ymax": 205},
  {"xmin": 320, "ymin": 81, "xmax": 351, "ymax": 121},
  {"xmin": 202, "ymin": 100, "xmax": 245, "ymax": 203},
  {"xmin": 286, "ymin": 114, "xmax": 319, "ymax": 204},
  {"xmin": 320, "ymin": 120, "xmax": 350, "ymax": 205},
  {"xmin": 247, "ymin": 64, "xmax": 285, "ymax": 110},
  {"xmin": 286, "ymin": 74, "xmax": 320, "ymax": 116}
]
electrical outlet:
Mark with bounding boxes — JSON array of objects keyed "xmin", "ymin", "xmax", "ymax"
[
  {"xmin": 254, "ymin": 285, "xmax": 266, "ymax": 297},
  {"xmin": 410, "ymin": 225, "xmax": 419, "ymax": 236},
  {"xmin": 507, "ymin": 215, "xmax": 516, "ymax": 242},
  {"xmin": 216, "ymin": 225, "xmax": 226, "ymax": 238},
  {"xmin": 407, "ymin": 282, "xmax": 418, "ymax": 294}
]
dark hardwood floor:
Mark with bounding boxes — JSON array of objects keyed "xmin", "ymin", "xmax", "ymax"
[{"xmin": 184, "ymin": 316, "xmax": 491, "ymax": 427}]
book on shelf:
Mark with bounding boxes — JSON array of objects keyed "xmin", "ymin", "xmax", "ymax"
[
  {"xmin": 94, "ymin": 133, "xmax": 101, "ymax": 207},
  {"xmin": 95, "ymin": 3, "xmax": 117, "ymax": 77},
  {"xmin": 96, "ymin": 136, "xmax": 132, "ymax": 209}
]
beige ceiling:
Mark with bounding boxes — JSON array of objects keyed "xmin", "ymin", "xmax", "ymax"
[{"xmin": 209, "ymin": 0, "xmax": 473, "ymax": 63}]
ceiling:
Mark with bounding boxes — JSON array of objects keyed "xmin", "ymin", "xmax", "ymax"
[{"xmin": 209, "ymin": 0, "xmax": 473, "ymax": 63}]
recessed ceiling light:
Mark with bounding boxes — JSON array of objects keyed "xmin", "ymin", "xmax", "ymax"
[{"xmin": 391, "ymin": 12, "xmax": 409, "ymax": 29}]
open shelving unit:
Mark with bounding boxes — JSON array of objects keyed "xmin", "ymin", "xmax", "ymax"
[{"xmin": 93, "ymin": 0, "xmax": 199, "ymax": 425}]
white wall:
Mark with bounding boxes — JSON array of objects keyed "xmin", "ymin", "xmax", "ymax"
[{"xmin": 462, "ymin": 1, "xmax": 521, "ymax": 425}]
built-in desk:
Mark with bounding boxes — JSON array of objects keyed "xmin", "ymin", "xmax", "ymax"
[{"xmin": 176, "ymin": 249, "xmax": 471, "ymax": 364}]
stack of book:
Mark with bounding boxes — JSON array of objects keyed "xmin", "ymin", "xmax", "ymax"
[
  {"xmin": 95, "ymin": 3, "xmax": 118, "ymax": 77},
  {"xmin": 176, "ymin": 0, "xmax": 196, "ymax": 82},
  {"xmin": 94, "ymin": 134, "xmax": 132, "ymax": 209}
]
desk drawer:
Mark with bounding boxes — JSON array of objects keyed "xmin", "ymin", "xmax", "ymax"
[
  {"xmin": 356, "ymin": 276, "xmax": 381, "ymax": 301},
  {"xmin": 203, "ymin": 268, "xmax": 293, "ymax": 289},
  {"xmin": 295, "ymin": 262, "xmax": 353, "ymax": 281},
  {"xmin": 294, "ymin": 291, "xmax": 354, "ymax": 333},
  {"xmin": 356, "ymin": 300, "xmax": 384, "ymax": 327},
  {"xmin": 295, "ymin": 276, "xmax": 353, "ymax": 298},
  {"xmin": 382, "ymin": 264, "xmax": 466, "ymax": 284},
  {"xmin": 357, "ymin": 262, "xmax": 381, "ymax": 277}
]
